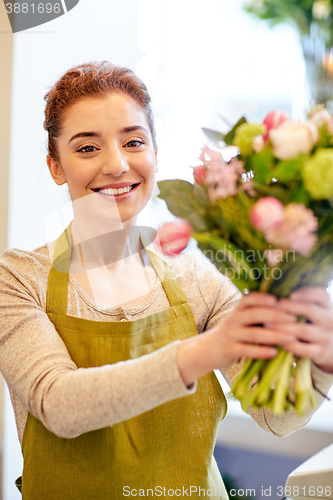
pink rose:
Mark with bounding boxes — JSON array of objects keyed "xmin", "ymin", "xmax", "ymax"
[
  {"xmin": 269, "ymin": 120, "xmax": 319, "ymax": 160},
  {"xmin": 250, "ymin": 197, "xmax": 284, "ymax": 232},
  {"xmin": 265, "ymin": 204, "xmax": 318, "ymax": 256},
  {"xmin": 262, "ymin": 111, "xmax": 289, "ymax": 141},
  {"xmin": 157, "ymin": 218, "xmax": 193, "ymax": 256},
  {"xmin": 192, "ymin": 165, "xmax": 207, "ymax": 185}
]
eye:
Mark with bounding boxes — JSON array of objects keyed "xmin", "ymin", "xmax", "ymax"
[
  {"xmin": 76, "ymin": 145, "xmax": 99, "ymax": 153},
  {"xmin": 124, "ymin": 139, "xmax": 145, "ymax": 148}
]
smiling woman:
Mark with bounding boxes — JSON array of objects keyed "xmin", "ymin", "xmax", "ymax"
[
  {"xmin": 0, "ymin": 62, "xmax": 332, "ymax": 499},
  {"xmin": 47, "ymin": 92, "xmax": 157, "ymax": 221}
]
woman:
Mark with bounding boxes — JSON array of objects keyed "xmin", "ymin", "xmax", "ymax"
[{"xmin": 0, "ymin": 62, "xmax": 333, "ymax": 499}]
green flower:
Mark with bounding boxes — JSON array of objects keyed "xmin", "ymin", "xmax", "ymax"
[
  {"xmin": 233, "ymin": 123, "xmax": 266, "ymax": 156},
  {"xmin": 302, "ymin": 148, "xmax": 333, "ymax": 199}
]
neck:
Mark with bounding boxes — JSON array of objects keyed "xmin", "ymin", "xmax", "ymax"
[{"xmin": 69, "ymin": 196, "xmax": 142, "ymax": 271}]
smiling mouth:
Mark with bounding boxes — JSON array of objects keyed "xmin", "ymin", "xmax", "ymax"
[{"xmin": 92, "ymin": 183, "xmax": 140, "ymax": 196}]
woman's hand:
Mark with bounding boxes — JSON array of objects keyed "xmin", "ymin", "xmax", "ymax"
[
  {"xmin": 276, "ymin": 287, "xmax": 333, "ymax": 374},
  {"xmin": 177, "ymin": 292, "xmax": 298, "ymax": 387}
]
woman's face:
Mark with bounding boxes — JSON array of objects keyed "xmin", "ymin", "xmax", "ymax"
[{"xmin": 47, "ymin": 92, "xmax": 157, "ymax": 223}]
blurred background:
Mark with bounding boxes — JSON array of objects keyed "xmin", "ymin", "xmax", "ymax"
[{"xmin": 0, "ymin": 0, "xmax": 332, "ymax": 499}]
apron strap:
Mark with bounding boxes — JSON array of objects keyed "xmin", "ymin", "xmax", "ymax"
[
  {"xmin": 46, "ymin": 225, "xmax": 72, "ymax": 315},
  {"xmin": 145, "ymin": 249, "xmax": 188, "ymax": 307},
  {"xmin": 46, "ymin": 225, "xmax": 189, "ymax": 314}
]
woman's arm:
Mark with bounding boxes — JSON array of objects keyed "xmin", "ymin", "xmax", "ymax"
[
  {"xmin": 0, "ymin": 250, "xmax": 195, "ymax": 439},
  {"xmin": 177, "ymin": 292, "xmax": 298, "ymax": 386}
]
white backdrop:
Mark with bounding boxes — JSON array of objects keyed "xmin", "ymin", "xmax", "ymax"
[
  {"xmin": 4, "ymin": 2, "xmax": 141, "ymax": 497},
  {"xmin": 3, "ymin": 1, "xmax": 324, "ymax": 499}
]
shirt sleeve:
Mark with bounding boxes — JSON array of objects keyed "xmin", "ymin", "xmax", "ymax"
[
  {"xmin": 0, "ymin": 249, "xmax": 196, "ymax": 439},
  {"xmin": 223, "ymin": 357, "xmax": 333, "ymax": 437}
]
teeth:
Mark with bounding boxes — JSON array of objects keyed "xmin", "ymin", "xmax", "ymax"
[{"xmin": 98, "ymin": 185, "xmax": 133, "ymax": 196}]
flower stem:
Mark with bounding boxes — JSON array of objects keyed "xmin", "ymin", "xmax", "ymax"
[{"xmin": 273, "ymin": 351, "xmax": 294, "ymax": 414}]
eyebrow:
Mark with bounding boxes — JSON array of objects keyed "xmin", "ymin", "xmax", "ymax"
[
  {"xmin": 68, "ymin": 126, "xmax": 149, "ymax": 144},
  {"xmin": 68, "ymin": 131, "xmax": 101, "ymax": 144}
]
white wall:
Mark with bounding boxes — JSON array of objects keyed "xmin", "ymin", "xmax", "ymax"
[
  {"xmin": 4, "ymin": 2, "xmax": 141, "ymax": 498},
  {"xmin": 4, "ymin": 1, "xmax": 332, "ymax": 498},
  {"xmin": 137, "ymin": 0, "xmax": 308, "ymax": 184}
]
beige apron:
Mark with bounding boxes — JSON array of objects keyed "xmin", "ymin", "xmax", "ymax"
[{"xmin": 16, "ymin": 226, "xmax": 228, "ymax": 499}]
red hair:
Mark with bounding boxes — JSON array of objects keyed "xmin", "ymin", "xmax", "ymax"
[{"xmin": 44, "ymin": 61, "xmax": 156, "ymax": 161}]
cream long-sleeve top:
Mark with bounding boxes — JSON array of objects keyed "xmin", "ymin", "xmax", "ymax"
[{"xmin": 0, "ymin": 242, "xmax": 332, "ymax": 445}]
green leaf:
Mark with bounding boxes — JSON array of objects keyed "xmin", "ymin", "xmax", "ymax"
[
  {"xmin": 244, "ymin": 0, "xmax": 313, "ymax": 37},
  {"xmin": 192, "ymin": 183, "xmax": 210, "ymax": 207},
  {"xmin": 224, "ymin": 117, "xmax": 247, "ymax": 146},
  {"xmin": 291, "ymin": 184, "xmax": 310, "ymax": 204},
  {"xmin": 157, "ymin": 179, "xmax": 208, "ymax": 232},
  {"xmin": 268, "ymin": 238, "xmax": 333, "ymax": 298},
  {"xmin": 254, "ymin": 183, "xmax": 292, "ymax": 204},
  {"xmin": 196, "ymin": 241, "xmax": 258, "ymax": 293},
  {"xmin": 193, "ymin": 232, "xmax": 254, "ymax": 276},
  {"xmin": 317, "ymin": 216, "xmax": 333, "ymax": 239},
  {"xmin": 249, "ymin": 147, "xmax": 275, "ymax": 185},
  {"xmin": 269, "ymin": 156, "xmax": 305, "ymax": 183},
  {"xmin": 201, "ymin": 127, "xmax": 225, "ymax": 145}
]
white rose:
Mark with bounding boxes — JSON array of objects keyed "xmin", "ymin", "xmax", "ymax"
[
  {"xmin": 269, "ymin": 121, "xmax": 319, "ymax": 160},
  {"xmin": 310, "ymin": 108, "xmax": 332, "ymax": 127}
]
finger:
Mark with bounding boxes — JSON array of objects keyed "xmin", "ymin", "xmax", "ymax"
[
  {"xmin": 233, "ymin": 342, "xmax": 278, "ymax": 360},
  {"xmin": 290, "ymin": 287, "xmax": 332, "ymax": 308},
  {"xmin": 238, "ymin": 292, "xmax": 277, "ymax": 309},
  {"xmin": 273, "ymin": 322, "xmax": 324, "ymax": 343},
  {"xmin": 282, "ymin": 339, "xmax": 323, "ymax": 360},
  {"xmin": 233, "ymin": 326, "xmax": 295, "ymax": 348},
  {"xmin": 238, "ymin": 307, "xmax": 297, "ymax": 326},
  {"xmin": 277, "ymin": 299, "xmax": 332, "ymax": 328}
]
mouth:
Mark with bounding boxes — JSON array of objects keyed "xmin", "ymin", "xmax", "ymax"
[{"xmin": 92, "ymin": 183, "xmax": 140, "ymax": 197}]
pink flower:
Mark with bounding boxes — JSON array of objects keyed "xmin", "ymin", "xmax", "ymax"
[
  {"xmin": 310, "ymin": 108, "xmax": 333, "ymax": 135},
  {"xmin": 229, "ymin": 157, "xmax": 245, "ymax": 175},
  {"xmin": 265, "ymin": 204, "xmax": 318, "ymax": 256},
  {"xmin": 310, "ymin": 108, "xmax": 332, "ymax": 127},
  {"xmin": 262, "ymin": 111, "xmax": 289, "ymax": 141},
  {"xmin": 205, "ymin": 156, "xmax": 245, "ymax": 200},
  {"xmin": 199, "ymin": 146, "xmax": 225, "ymax": 170},
  {"xmin": 250, "ymin": 197, "xmax": 284, "ymax": 232},
  {"xmin": 156, "ymin": 218, "xmax": 193, "ymax": 256},
  {"xmin": 192, "ymin": 165, "xmax": 207, "ymax": 185}
]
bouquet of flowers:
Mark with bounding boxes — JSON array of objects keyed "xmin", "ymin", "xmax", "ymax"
[{"xmin": 157, "ymin": 105, "xmax": 333, "ymax": 415}]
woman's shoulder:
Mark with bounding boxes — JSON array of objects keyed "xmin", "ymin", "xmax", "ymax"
[
  {"xmin": 161, "ymin": 246, "xmax": 241, "ymax": 320},
  {"xmin": 162, "ymin": 246, "xmax": 239, "ymax": 291},
  {"xmin": 0, "ymin": 243, "xmax": 53, "ymax": 295}
]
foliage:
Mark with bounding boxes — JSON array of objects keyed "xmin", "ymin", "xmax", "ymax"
[
  {"xmin": 244, "ymin": 0, "xmax": 333, "ymax": 46},
  {"xmin": 157, "ymin": 106, "xmax": 333, "ymax": 415}
]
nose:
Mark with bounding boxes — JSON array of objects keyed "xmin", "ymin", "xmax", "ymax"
[{"xmin": 101, "ymin": 145, "xmax": 130, "ymax": 177}]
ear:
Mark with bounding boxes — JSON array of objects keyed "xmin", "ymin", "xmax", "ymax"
[{"xmin": 47, "ymin": 155, "xmax": 67, "ymax": 185}]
